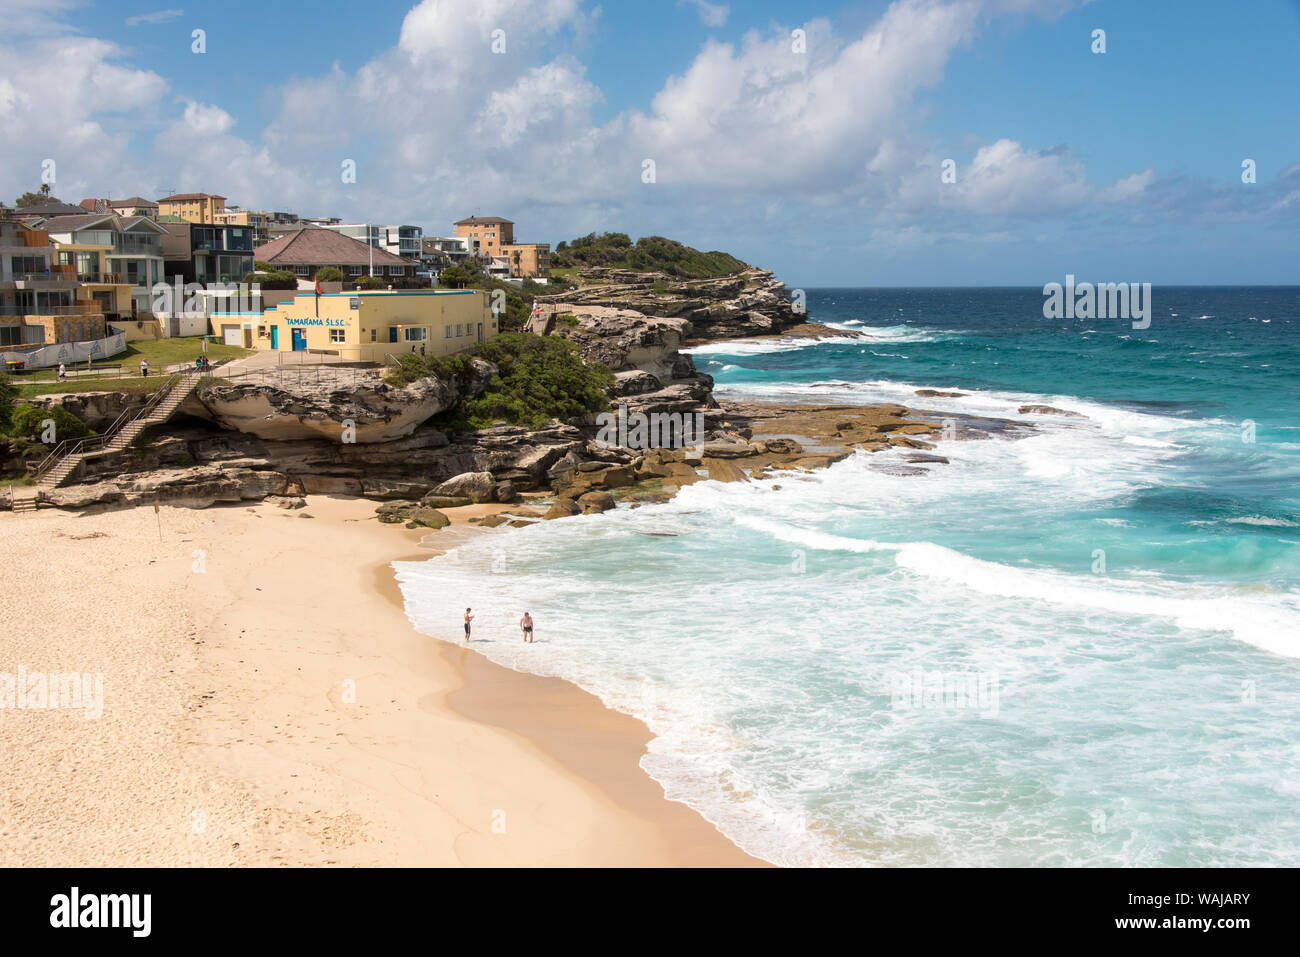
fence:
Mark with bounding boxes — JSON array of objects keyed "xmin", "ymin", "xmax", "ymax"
[{"xmin": 1, "ymin": 330, "xmax": 127, "ymax": 370}]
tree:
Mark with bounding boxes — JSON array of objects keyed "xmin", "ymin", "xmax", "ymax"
[
  {"xmin": 15, "ymin": 190, "xmax": 61, "ymax": 208},
  {"xmin": 315, "ymin": 266, "xmax": 344, "ymax": 282},
  {"xmin": 437, "ymin": 265, "xmax": 474, "ymax": 288}
]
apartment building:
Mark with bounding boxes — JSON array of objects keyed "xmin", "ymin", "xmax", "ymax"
[
  {"xmin": 213, "ymin": 205, "xmax": 270, "ymax": 245},
  {"xmin": 157, "ymin": 192, "xmax": 227, "ymax": 224},
  {"xmin": 326, "ymin": 223, "xmax": 424, "ymax": 260},
  {"xmin": 452, "ymin": 216, "xmax": 550, "ymax": 279},
  {"xmin": 453, "ymin": 216, "xmax": 513, "ymax": 258}
]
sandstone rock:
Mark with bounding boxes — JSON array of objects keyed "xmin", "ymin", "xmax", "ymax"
[
  {"xmin": 544, "ymin": 498, "xmax": 582, "ymax": 520},
  {"xmin": 420, "ymin": 493, "xmax": 472, "ymax": 508},
  {"xmin": 266, "ymin": 495, "xmax": 306, "ymax": 509},
  {"xmin": 1018, "ymin": 404, "xmax": 1084, "ymax": 418},
  {"xmin": 704, "ymin": 458, "xmax": 748, "ymax": 483},
  {"xmin": 431, "ymin": 470, "xmax": 497, "ymax": 503},
  {"xmin": 700, "ymin": 440, "xmax": 758, "ymax": 459},
  {"xmin": 479, "ymin": 514, "xmax": 510, "ymax": 528},
  {"xmin": 577, "ymin": 490, "xmax": 616, "ymax": 513},
  {"xmin": 759, "ymin": 437, "xmax": 803, "ymax": 455},
  {"xmin": 495, "ymin": 481, "xmax": 519, "ymax": 503},
  {"xmin": 915, "ymin": 389, "xmax": 967, "ymax": 398}
]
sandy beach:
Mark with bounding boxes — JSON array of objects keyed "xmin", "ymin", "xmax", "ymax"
[{"xmin": 0, "ymin": 496, "xmax": 760, "ymax": 867}]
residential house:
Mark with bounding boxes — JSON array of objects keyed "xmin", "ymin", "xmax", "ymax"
[
  {"xmin": 0, "ymin": 219, "xmax": 104, "ymax": 349},
  {"xmin": 159, "ymin": 216, "xmax": 255, "ymax": 285},
  {"xmin": 79, "ymin": 197, "xmax": 159, "ymax": 218},
  {"xmin": 40, "ymin": 213, "xmax": 169, "ymax": 316},
  {"xmin": 253, "ymin": 228, "xmax": 417, "ymax": 284}
]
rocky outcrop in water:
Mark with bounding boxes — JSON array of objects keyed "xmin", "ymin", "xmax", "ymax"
[{"xmin": 538, "ymin": 267, "xmax": 803, "ymax": 341}]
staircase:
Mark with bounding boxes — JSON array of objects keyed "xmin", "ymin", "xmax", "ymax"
[{"xmin": 15, "ymin": 369, "xmax": 206, "ymax": 510}]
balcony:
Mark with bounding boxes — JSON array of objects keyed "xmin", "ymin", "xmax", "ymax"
[
  {"xmin": 113, "ymin": 238, "xmax": 159, "ymax": 255},
  {"xmin": 76, "ymin": 272, "xmax": 125, "ymax": 284}
]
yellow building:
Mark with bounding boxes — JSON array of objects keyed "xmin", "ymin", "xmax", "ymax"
[
  {"xmin": 501, "ymin": 242, "xmax": 551, "ymax": 279},
  {"xmin": 454, "ymin": 216, "xmax": 514, "ymax": 258},
  {"xmin": 214, "ymin": 289, "xmax": 497, "ymax": 359},
  {"xmin": 157, "ymin": 193, "xmax": 227, "ymax": 225}
]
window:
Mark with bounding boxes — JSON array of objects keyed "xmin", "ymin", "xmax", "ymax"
[
  {"xmin": 404, "ymin": 327, "xmax": 427, "ymax": 342},
  {"xmin": 258, "ymin": 326, "xmax": 268, "ymax": 338},
  {"xmin": 370, "ymin": 328, "xmax": 376, "ymax": 342},
  {"xmin": 455, "ymin": 324, "xmax": 462, "ymax": 336},
  {"xmin": 0, "ymin": 326, "xmax": 22, "ymax": 347},
  {"xmin": 444, "ymin": 326, "xmax": 451, "ymax": 338},
  {"xmin": 292, "ymin": 265, "xmax": 309, "ymax": 276},
  {"xmin": 349, "ymin": 265, "xmax": 363, "ymax": 276},
  {"xmin": 330, "ymin": 328, "xmax": 346, "ymax": 344}
]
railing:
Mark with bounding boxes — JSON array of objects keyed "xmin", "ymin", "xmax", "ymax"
[
  {"xmin": 75, "ymin": 273, "xmax": 125, "ymax": 284},
  {"xmin": 29, "ymin": 368, "xmax": 209, "ymax": 483},
  {"xmin": 9, "ymin": 272, "xmax": 79, "ymax": 283}
]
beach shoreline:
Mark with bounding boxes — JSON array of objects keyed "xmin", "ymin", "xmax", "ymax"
[{"xmin": 0, "ymin": 495, "xmax": 761, "ymax": 866}]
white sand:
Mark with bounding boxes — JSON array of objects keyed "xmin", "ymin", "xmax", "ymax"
[{"xmin": 0, "ymin": 496, "xmax": 757, "ymax": 866}]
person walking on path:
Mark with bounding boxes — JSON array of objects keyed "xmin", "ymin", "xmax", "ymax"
[
  {"xmin": 463, "ymin": 608, "xmax": 474, "ymax": 642},
  {"xmin": 140, "ymin": 358, "xmax": 149, "ymax": 377},
  {"xmin": 520, "ymin": 612, "xmax": 534, "ymax": 643},
  {"xmin": 57, "ymin": 362, "xmax": 65, "ymax": 381}
]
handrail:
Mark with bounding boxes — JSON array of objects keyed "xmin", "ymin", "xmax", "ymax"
[{"xmin": 29, "ymin": 368, "xmax": 205, "ymax": 483}]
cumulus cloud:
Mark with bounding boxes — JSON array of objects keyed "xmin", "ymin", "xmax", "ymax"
[{"xmin": 1, "ymin": 0, "xmax": 1284, "ymax": 265}]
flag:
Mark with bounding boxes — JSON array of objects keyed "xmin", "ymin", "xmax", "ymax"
[{"xmin": 315, "ymin": 278, "xmax": 321, "ymax": 317}]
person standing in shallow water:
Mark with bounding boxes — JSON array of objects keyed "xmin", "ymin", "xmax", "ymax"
[
  {"xmin": 463, "ymin": 608, "xmax": 474, "ymax": 642},
  {"xmin": 520, "ymin": 612, "xmax": 534, "ymax": 643}
]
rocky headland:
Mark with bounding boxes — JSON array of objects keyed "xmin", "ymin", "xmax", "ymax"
[{"xmin": 18, "ymin": 259, "xmax": 1031, "ymax": 521}]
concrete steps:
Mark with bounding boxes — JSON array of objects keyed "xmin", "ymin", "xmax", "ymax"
[{"xmin": 20, "ymin": 371, "xmax": 204, "ymax": 504}]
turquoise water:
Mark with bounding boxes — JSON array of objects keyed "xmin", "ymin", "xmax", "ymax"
[{"xmin": 396, "ymin": 287, "xmax": 1300, "ymax": 866}]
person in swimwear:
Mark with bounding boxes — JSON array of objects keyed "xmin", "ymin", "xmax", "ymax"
[
  {"xmin": 520, "ymin": 611, "xmax": 534, "ymax": 643},
  {"xmin": 464, "ymin": 607, "xmax": 474, "ymax": 642}
]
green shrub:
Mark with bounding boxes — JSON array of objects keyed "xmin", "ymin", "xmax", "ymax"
[
  {"xmin": 7, "ymin": 404, "xmax": 93, "ymax": 442},
  {"xmin": 315, "ymin": 266, "xmax": 344, "ymax": 282},
  {"xmin": 388, "ymin": 332, "xmax": 611, "ymax": 431},
  {"xmin": 549, "ymin": 232, "xmax": 746, "ymax": 278},
  {"xmin": 0, "ymin": 373, "xmax": 15, "ymax": 434},
  {"xmin": 246, "ymin": 269, "xmax": 297, "ymax": 290}
]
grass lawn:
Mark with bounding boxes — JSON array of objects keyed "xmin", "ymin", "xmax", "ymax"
[
  {"xmin": 15, "ymin": 377, "xmax": 173, "ymax": 398},
  {"xmin": 0, "ymin": 476, "xmax": 35, "ymax": 488},
  {"xmin": 11, "ymin": 336, "xmax": 252, "ymax": 394}
]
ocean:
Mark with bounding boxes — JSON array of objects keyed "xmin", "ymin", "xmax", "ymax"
[{"xmin": 395, "ymin": 286, "xmax": 1300, "ymax": 866}]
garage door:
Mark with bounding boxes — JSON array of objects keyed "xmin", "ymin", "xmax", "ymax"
[{"xmin": 222, "ymin": 327, "xmax": 243, "ymax": 346}]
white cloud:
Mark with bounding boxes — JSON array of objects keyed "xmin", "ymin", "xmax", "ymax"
[
  {"xmin": 125, "ymin": 8, "xmax": 184, "ymax": 26},
  {"xmin": 680, "ymin": 0, "xmax": 729, "ymax": 27}
]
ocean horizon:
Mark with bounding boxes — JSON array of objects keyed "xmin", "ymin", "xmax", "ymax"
[{"xmin": 396, "ymin": 284, "xmax": 1300, "ymax": 866}]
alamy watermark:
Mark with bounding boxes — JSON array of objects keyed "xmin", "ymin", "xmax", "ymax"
[
  {"xmin": 152, "ymin": 278, "xmax": 262, "ymax": 319},
  {"xmin": 594, "ymin": 404, "xmax": 706, "ymax": 450},
  {"xmin": 1, "ymin": 666, "xmax": 103, "ymax": 719},
  {"xmin": 889, "ymin": 669, "xmax": 1000, "ymax": 718},
  {"xmin": 1043, "ymin": 275, "xmax": 1151, "ymax": 329}
]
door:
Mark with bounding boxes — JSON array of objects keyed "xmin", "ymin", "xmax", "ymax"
[
  {"xmin": 292, "ymin": 329, "xmax": 307, "ymax": 351},
  {"xmin": 270, "ymin": 326, "xmax": 278, "ymax": 349},
  {"xmin": 388, "ymin": 327, "xmax": 398, "ymax": 343},
  {"xmin": 477, "ymin": 322, "xmax": 483, "ymax": 343}
]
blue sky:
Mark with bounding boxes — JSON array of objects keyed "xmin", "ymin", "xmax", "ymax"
[{"xmin": 3, "ymin": 0, "xmax": 1298, "ymax": 286}]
